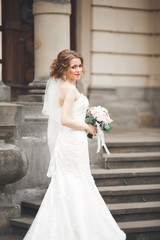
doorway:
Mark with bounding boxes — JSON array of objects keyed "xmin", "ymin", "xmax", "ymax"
[{"xmin": 2, "ymin": 0, "xmax": 34, "ymax": 100}]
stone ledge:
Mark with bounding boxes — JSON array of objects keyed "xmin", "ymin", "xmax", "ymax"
[
  {"xmin": 92, "ymin": 167, "xmax": 160, "ymax": 178},
  {"xmin": 99, "ymin": 184, "xmax": 160, "ymax": 196},
  {"xmin": 0, "ymin": 103, "xmax": 24, "ymax": 126},
  {"xmin": 108, "ymin": 201, "xmax": 160, "ymax": 215},
  {"xmin": 0, "ymin": 83, "xmax": 10, "ymax": 101},
  {"xmin": 0, "ymin": 196, "xmax": 21, "ymax": 234},
  {"xmin": 33, "ymin": 1, "xmax": 71, "ymax": 15},
  {"xmin": 0, "ymin": 236, "xmax": 22, "ymax": 240},
  {"xmin": 104, "ymin": 152, "xmax": 160, "ymax": 161},
  {"xmin": 119, "ymin": 219, "xmax": 160, "ymax": 233}
]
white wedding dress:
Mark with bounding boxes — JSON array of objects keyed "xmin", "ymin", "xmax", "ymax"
[{"xmin": 23, "ymin": 82, "xmax": 126, "ymax": 240}]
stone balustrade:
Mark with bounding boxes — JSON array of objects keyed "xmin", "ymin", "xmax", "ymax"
[{"xmin": 0, "ymin": 102, "xmax": 29, "ymax": 234}]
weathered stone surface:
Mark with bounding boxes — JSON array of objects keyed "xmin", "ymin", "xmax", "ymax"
[
  {"xmin": 17, "ymin": 102, "xmax": 43, "ymax": 117},
  {"xmin": 0, "ymin": 103, "xmax": 24, "ymax": 127},
  {"xmin": 15, "ymin": 136, "xmax": 50, "ymax": 189},
  {"xmin": 0, "ymin": 205, "xmax": 20, "ymax": 234},
  {"xmin": 18, "ymin": 117, "xmax": 47, "ymax": 138},
  {"xmin": 0, "ymin": 194, "xmax": 21, "ymax": 234},
  {"xmin": 88, "ymin": 137, "xmax": 103, "ymax": 168},
  {"xmin": 0, "ymin": 144, "xmax": 28, "ymax": 185},
  {"xmin": 89, "ymin": 87, "xmax": 159, "ymax": 128},
  {"xmin": 11, "ymin": 188, "xmax": 46, "ymax": 205},
  {"xmin": 0, "ymin": 236, "xmax": 23, "ymax": 240},
  {"xmin": 34, "ymin": 0, "xmax": 70, "ymax": 4},
  {"xmin": 18, "ymin": 95, "xmax": 44, "ymax": 102},
  {"xmin": 0, "ymin": 83, "xmax": 10, "ymax": 102},
  {"xmin": 0, "ymin": 127, "xmax": 17, "ymax": 144},
  {"xmin": 140, "ymin": 113, "xmax": 156, "ymax": 127}
]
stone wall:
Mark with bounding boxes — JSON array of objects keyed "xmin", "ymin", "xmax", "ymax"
[{"xmin": 87, "ymin": 0, "xmax": 160, "ymax": 127}]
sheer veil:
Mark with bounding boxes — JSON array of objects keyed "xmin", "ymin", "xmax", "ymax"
[
  {"xmin": 42, "ymin": 77, "xmax": 62, "ymax": 177},
  {"xmin": 42, "ymin": 77, "xmax": 61, "ymax": 121}
]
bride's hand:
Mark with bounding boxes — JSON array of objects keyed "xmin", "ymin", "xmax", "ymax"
[{"xmin": 86, "ymin": 124, "xmax": 97, "ymax": 136}]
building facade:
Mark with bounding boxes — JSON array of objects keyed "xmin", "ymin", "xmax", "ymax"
[
  {"xmin": 0, "ymin": 0, "xmax": 160, "ymax": 226},
  {"xmin": 1, "ymin": 0, "xmax": 160, "ymax": 127},
  {"xmin": 0, "ymin": 0, "xmax": 160, "ymax": 234}
]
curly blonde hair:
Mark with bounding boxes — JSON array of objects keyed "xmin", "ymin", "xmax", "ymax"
[{"xmin": 50, "ymin": 49, "xmax": 84, "ymax": 79}]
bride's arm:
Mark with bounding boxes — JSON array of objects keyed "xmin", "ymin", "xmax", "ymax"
[{"xmin": 61, "ymin": 88, "xmax": 96, "ymax": 135}]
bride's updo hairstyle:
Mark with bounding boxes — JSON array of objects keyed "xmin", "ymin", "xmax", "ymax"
[{"xmin": 50, "ymin": 49, "xmax": 84, "ymax": 79}]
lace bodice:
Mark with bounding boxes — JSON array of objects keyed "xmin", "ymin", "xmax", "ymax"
[{"xmin": 72, "ymin": 94, "xmax": 89, "ymax": 122}]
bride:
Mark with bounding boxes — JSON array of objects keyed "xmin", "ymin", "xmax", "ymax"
[{"xmin": 23, "ymin": 49, "xmax": 126, "ymax": 240}]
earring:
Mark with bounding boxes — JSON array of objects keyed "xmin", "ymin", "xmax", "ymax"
[{"xmin": 63, "ymin": 74, "xmax": 66, "ymax": 81}]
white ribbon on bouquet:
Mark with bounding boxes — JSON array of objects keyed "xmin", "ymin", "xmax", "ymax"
[{"xmin": 96, "ymin": 125, "xmax": 110, "ymax": 155}]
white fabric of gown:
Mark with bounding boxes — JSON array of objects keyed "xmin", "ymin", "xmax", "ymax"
[{"xmin": 23, "ymin": 94, "xmax": 126, "ymax": 240}]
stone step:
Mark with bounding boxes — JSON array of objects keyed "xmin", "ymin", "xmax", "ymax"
[
  {"xmin": 11, "ymin": 213, "xmax": 160, "ymax": 239},
  {"xmin": 103, "ymin": 152, "xmax": 160, "ymax": 169},
  {"xmin": 105, "ymin": 139, "xmax": 160, "ymax": 153},
  {"xmin": 15, "ymin": 101, "xmax": 43, "ymax": 117},
  {"xmin": 18, "ymin": 94, "xmax": 44, "ymax": 102},
  {"xmin": 21, "ymin": 200, "xmax": 160, "ymax": 223},
  {"xmin": 108, "ymin": 201, "xmax": 160, "ymax": 222},
  {"xmin": 11, "ymin": 216, "xmax": 33, "ymax": 236},
  {"xmin": 21, "ymin": 200, "xmax": 41, "ymax": 216},
  {"xmin": 0, "ymin": 235, "xmax": 23, "ymax": 240},
  {"xmin": 118, "ymin": 219, "xmax": 160, "ymax": 235},
  {"xmin": 92, "ymin": 167, "xmax": 160, "ymax": 186},
  {"xmin": 99, "ymin": 184, "xmax": 160, "ymax": 203},
  {"xmin": 20, "ymin": 181, "xmax": 160, "ymax": 211}
]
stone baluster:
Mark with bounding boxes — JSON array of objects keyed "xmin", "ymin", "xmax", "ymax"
[{"xmin": 0, "ymin": 102, "xmax": 29, "ymax": 234}]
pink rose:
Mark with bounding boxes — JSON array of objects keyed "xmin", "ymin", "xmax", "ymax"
[
  {"xmin": 97, "ymin": 116, "xmax": 103, "ymax": 122},
  {"xmin": 91, "ymin": 108, "xmax": 98, "ymax": 116},
  {"xmin": 104, "ymin": 115, "xmax": 111, "ymax": 123}
]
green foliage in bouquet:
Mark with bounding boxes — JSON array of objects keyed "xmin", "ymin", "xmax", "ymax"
[
  {"xmin": 85, "ymin": 113, "xmax": 97, "ymax": 126},
  {"xmin": 101, "ymin": 121, "xmax": 112, "ymax": 133},
  {"xmin": 85, "ymin": 110, "xmax": 112, "ymax": 139}
]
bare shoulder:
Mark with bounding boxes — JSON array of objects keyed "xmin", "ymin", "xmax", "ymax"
[
  {"xmin": 60, "ymin": 81, "xmax": 76, "ymax": 96},
  {"xmin": 59, "ymin": 82, "xmax": 76, "ymax": 107}
]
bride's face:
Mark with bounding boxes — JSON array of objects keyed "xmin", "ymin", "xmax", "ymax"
[{"xmin": 65, "ymin": 58, "xmax": 83, "ymax": 82}]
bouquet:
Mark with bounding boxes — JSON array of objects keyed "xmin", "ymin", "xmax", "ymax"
[{"xmin": 85, "ymin": 106, "xmax": 113, "ymax": 154}]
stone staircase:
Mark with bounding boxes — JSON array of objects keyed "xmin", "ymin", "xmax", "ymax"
[
  {"xmin": 100, "ymin": 134, "xmax": 160, "ymax": 239},
  {"xmin": 5, "ymin": 130, "xmax": 160, "ymax": 240}
]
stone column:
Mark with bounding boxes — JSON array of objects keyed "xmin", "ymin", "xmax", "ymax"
[
  {"xmin": 76, "ymin": 0, "xmax": 91, "ymax": 95},
  {"xmin": 0, "ymin": 1, "xmax": 10, "ymax": 101},
  {"xmin": 30, "ymin": 0, "xmax": 71, "ymax": 93}
]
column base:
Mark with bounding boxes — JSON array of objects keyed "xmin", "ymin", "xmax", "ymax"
[
  {"xmin": 28, "ymin": 78, "xmax": 47, "ymax": 95},
  {"xmin": 0, "ymin": 82, "xmax": 10, "ymax": 101},
  {"xmin": 18, "ymin": 94, "xmax": 44, "ymax": 102},
  {"xmin": 18, "ymin": 78, "xmax": 47, "ymax": 102}
]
